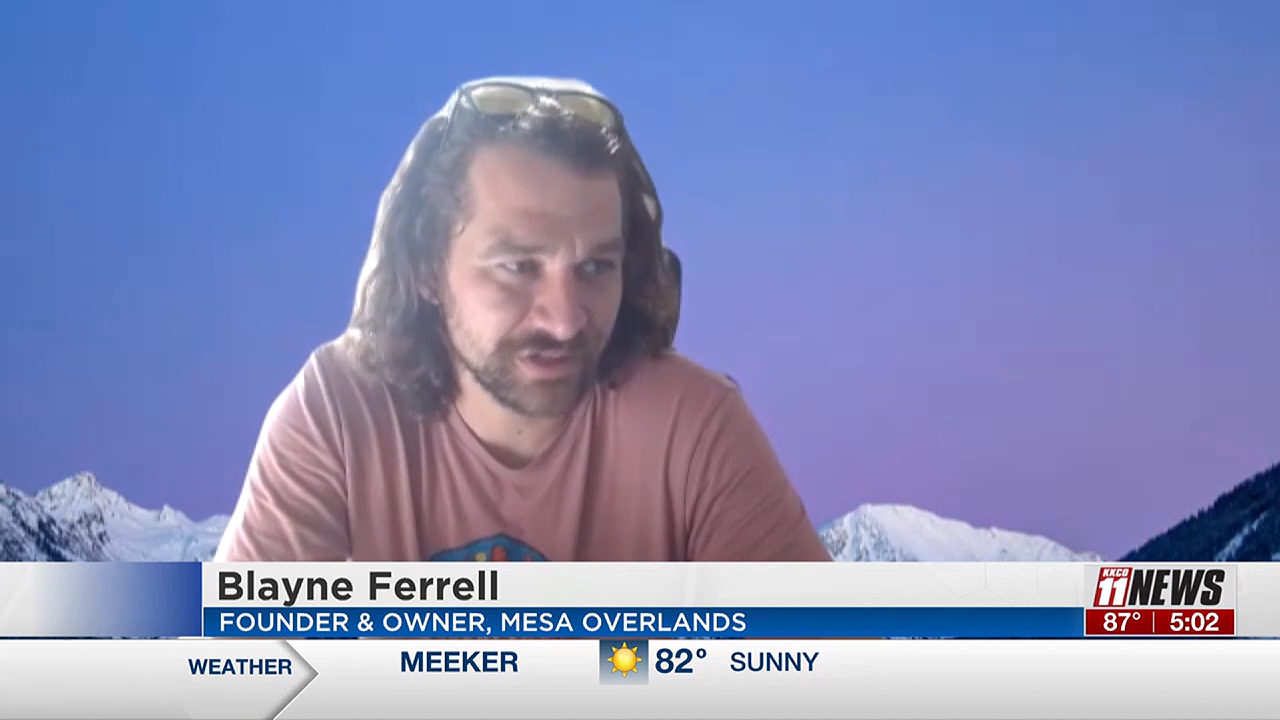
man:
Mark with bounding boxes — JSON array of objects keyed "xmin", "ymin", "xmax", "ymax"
[{"xmin": 216, "ymin": 77, "xmax": 831, "ymax": 562}]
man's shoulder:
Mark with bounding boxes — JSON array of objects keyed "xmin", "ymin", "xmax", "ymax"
[
  {"xmin": 605, "ymin": 351, "xmax": 741, "ymax": 412},
  {"xmin": 291, "ymin": 335, "xmax": 403, "ymax": 415},
  {"xmin": 302, "ymin": 336, "xmax": 365, "ymax": 387}
]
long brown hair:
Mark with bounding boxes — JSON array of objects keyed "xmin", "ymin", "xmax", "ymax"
[{"xmin": 341, "ymin": 105, "xmax": 679, "ymax": 418}]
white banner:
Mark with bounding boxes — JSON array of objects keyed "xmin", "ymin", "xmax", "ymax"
[
  {"xmin": 203, "ymin": 561, "xmax": 1280, "ymax": 608},
  {"xmin": 204, "ymin": 562, "xmax": 1093, "ymax": 608},
  {"xmin": 0, "ymin": 638, "xmax": 1276, "ymax": 719}
]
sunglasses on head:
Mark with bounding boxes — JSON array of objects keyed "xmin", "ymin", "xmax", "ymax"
[
  {"xmin": 438, "ymin": 80, "xmax": 682, "ymax": 341},
  {"xmin": 437, "ymin": 80, "xmax": 661, "ymax": 225}
]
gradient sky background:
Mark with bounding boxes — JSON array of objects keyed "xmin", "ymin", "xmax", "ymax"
[{"xmin": 1, "ymin": 1, "xmax": 1277, "ymax": 559}]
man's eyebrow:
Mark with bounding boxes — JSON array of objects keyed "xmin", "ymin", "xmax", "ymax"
[
  {"xmin": 591, "ymin": 236, "xmax": 626, "ymax": 256},
  {"xmin": 478, "ymin": 235, "xmax": 626, "ymax": 259},
  {"xmin": 477, "ymin": 235, "xmax": 544, "ymax": 259}
]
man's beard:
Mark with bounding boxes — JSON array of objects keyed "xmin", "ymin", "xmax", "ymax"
[{"xmin": 453, "ymin": 325, "xmax": 603, "ymax": 419}]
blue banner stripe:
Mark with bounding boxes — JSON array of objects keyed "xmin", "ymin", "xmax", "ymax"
[
  {"xmin": 0, "ymin": 563, "xmax": 204, "ymax": 639},
  {"xmin": 203, "ymin": 607, "xmax": 1085, "ymax": 639}
]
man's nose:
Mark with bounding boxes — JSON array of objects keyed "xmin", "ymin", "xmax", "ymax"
[{"xmin": 529, "ymin": 269, "xmax": 588, "ymax": 340}]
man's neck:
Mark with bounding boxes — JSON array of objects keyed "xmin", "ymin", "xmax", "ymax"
[{"xmin": 452, "ymin": 384, "xmax": 572, "ymax": 469}]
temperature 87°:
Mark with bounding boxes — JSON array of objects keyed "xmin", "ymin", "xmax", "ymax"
[
  {"xmin": 654, "ymin": 647, "xmax": 708, "ymax": 674},
  {"xmin": 1105, "ymin": 611, "xmax": 1142, "ymax": 632}
]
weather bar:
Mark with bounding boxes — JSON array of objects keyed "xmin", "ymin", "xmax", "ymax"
[
  {"xmin": 1084, "ymin": 608, "xmax": 1236, "ymax": 636},
  {"xmin": 0, "ymin": 638, "xmax": 1277, "ymax": 719}
]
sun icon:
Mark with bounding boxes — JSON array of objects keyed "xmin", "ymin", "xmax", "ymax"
[{"xmin": 606, "ymin": 642, "xmax": 643, "ymax": 677}]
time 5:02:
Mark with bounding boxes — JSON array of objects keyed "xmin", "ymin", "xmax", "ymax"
[{"xmin": 1165, "ymin": 611, "xmax": 1220, "ymax": 633}]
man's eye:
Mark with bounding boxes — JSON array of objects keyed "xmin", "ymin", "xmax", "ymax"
[
  {"xmin": 579, "ymin": 258, "xmax": 618, "ymax": 277},
  {"xmin": 500, "ymin": 260, "xmax": 538, "ymax": 276}
]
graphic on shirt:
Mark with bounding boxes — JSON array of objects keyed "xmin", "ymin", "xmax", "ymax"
[{"xmin": 429, "ymin": 534, "xmax": 548, "ymax": 562}]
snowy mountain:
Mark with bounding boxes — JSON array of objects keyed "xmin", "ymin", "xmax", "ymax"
[
  {"xmin": 33, "ymin": 468, "xmax": 1280, "ymax": 564},
  {"xmin": 3, "ymin": 473, "xmax": 1102, "ymax": 562},
  {"xmin": 818, "ymin": 504, "xmax": 1102, "ymax": 562},
  {"xmin": 10, "ymin": 461, "xmax": 1277, "ymax": 563},
  {"xmin": 0, "ymin": 472, "xmax": 228, "ymax": 561},
  {"xmin": 1122, "ymin": 461, "xmax": 1280, "ymax": 562}
]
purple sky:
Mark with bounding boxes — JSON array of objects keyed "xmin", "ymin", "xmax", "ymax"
[{"xmin": 1, "ymin": 2, "xmax": 1277, "ymax": 559}]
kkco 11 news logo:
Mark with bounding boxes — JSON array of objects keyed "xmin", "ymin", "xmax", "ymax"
[{"xmin": 1083, "ymin": 564, "xmax": 1237, "ymax": 637}]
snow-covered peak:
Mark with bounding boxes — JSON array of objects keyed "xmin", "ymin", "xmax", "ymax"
[
  {"xmin": 1, "ymin": 473, "xmax": 228, "ymax": 562},
  {"xmin": 36, "ymin": 471, "xmax": 130, "ymax": 513},
  {"xmin": 819, "ymin": 504, "xmax": 1102, "ymax": 562},
  {"xmin": 36, "ymin": 472, "xmax": 202, "ymax": 526}
]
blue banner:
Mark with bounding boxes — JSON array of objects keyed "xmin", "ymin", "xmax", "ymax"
[
  {"xmin": 0, "ymin": 563, "xmax": 203, "ymax": 638},
  {"xmin": 204, "ymin": 606, "xmax": 1085, "ymax": 639}
]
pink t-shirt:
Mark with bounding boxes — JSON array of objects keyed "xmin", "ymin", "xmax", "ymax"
[{"xmin": 215, "ymin": 341, "xmax": 831, "ymax": 562}]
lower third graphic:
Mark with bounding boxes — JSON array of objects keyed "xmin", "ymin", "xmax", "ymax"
[{"xmin": 599, "ymin": 639, "xmax": 648, "ymax": 685}]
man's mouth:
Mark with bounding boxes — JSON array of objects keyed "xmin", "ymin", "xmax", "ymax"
[{"xmin": 517, "ymin": 349, "xmax": 579, "ymax": 378}]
